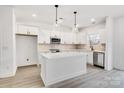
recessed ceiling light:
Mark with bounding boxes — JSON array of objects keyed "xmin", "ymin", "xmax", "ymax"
[
  {"xmin": 32, "ymin": 14, "xmax": 37, "ymax": 17},
  {"xmin": 91, "ymin": 18, "xmax": 96, "ymax": 24}
]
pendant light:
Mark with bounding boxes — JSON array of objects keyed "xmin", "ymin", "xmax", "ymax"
[
  {"xmin": 55, "ymin": 5, "xmax": 59, "ymax": 27},
  {"xmin": 72, "ymin": 11, "xmax": 79, "ymax": 32},
  {"xmin": 51, "ymin": 5, "xmax": 60, "ymax": 37}
]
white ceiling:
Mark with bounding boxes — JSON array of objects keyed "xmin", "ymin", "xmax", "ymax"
[{"xmin": 13, "ymin": 5, "xmax": 124, "ymax": 28}]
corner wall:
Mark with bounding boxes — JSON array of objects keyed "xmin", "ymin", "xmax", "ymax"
[
  {"xmin": 0, "ymin": 6, "xmax": 16, "ymax": 78},
  {"xmin": 113, "ymin": 16, "xmax": 124, "ymax": 70},
  {"xmin": 105, "ymin": 17, "xmax": 113, "ymax": 71}
]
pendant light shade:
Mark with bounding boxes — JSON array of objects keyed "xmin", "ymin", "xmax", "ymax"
[
  {"xmin": 72, "ymin": 11, "xmax": 79, "ymax": 32},
  {"xmin": 51, "ymin": 5, "xmax": 61, "ymax": 37},
  {"xmin": 53, "ymin": 5, "xmax": 60, "ymax": 29},
  {"xmin": 53, "ymin": 5, "xmax": 60, "ymax": 30}
]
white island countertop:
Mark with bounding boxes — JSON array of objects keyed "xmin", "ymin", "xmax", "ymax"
[{"xmin": 40, "ymin": 52, "xmax": 87, "ymax": 59}]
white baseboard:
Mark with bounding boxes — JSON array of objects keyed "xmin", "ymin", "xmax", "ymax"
[
  {"xmin": 0, "ymin": 72, "xmax": 15, "ymax": 78},
  {"xmin": 0, "ymin": 66, "xmax": 17, "ymax": 78}
]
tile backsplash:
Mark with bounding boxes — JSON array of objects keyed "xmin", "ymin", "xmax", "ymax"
[
  {"xmin": 38, "ymin": 43, "xmax": 106, "ymax": 52},
  {"xmin": 38, "ymin": 44, "xmax": 77, "ymax": 52},
  {"xmin": 77, "ymin": 44, "xmax": 106, "ymax": 51}
]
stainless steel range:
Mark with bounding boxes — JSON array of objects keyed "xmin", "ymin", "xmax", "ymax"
[{"xmin": 49, "ymin": 49, "xmax": 60, "ymax": 53}]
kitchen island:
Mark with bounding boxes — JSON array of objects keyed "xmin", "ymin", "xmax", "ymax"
[{"xmin": 39, "ymin": 52, "xmax": 87, "ymax": 86}]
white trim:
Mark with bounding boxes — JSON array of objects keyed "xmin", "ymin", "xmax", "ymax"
[{"xmin": 0, "ymin": 66, "xmax": 17, "ymax": 78}]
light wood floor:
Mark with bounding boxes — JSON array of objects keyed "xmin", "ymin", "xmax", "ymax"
[
  {"xmin": 0, "ymin": 65, "xmax": 44, "ymax": 88},
  {"xmin": 1, "ymin": 65, "xmax": 124, "ymax": 88},
  {"xmin": 48, "ymin": 65, "xmax": 124, "ymax": 88}
]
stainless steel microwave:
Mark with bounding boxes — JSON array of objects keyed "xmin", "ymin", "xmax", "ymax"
[{"xmin": 50, "ymin": 38, "xmax": 61, "ymax": 44}]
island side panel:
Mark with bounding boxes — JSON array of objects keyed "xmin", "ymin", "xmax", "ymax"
[
  {"xmin": 45, "ymin": 55, "xmax": 87, "ymax": 86},
  {"xmin": 40, "ymin": 56, "xmax": 47, "ymax": 85}
]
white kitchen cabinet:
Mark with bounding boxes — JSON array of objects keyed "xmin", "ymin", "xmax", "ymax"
[
  {"xmin": 72, "ymin": 32, "xmax": 77, "ymax": 44},
  {"xmin": 86, "ymin": 28, "xmax": 106, "ymax": 44},
  {"xmin": 77, "ymin": 32, "xmax": 87, "ymax": 44},
  {"xmin": 76, "ymin": 33, "xmax": 81, "ymax": 44},
  {"xmin": 87, "ymin": 52, "xmax": 93, "ymax": 65},
  {"xmin": 61, "ymin": 31, "xmax": 74, "ymax": 44},
  {"xmin": 38, "ymin": 29, "xmax": 62, "ymax": 44},
  {"xmin": 38, "ymin": 30, "xmax": 50, "ymax": 44},
  {"xmin": 17, "ymin": 24, "xmax": 39, "ymax": 36},
  {"xmin": 60, "ymin": 31, "xmax": 64, "ymax": 44},
  {"xmin": 68, "ymin": 32, "xmax": 75, "ymax": 44},
  {"xmin": 61, "ymin": 32, "xmax": 68, "ymax": 44},
  {"xmin": 40, "ymin": 52, "xmax": 87, "ymax": 86},
  {"xmin": 50, "ymin": 30, "xmax": 62, "ymax": 38}
]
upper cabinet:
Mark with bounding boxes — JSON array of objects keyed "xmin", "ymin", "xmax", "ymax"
[
  {"xmin": 86, "ymin": 29, "xmax": 106, "ymax": 44},
  {"xmin": 38, "ymin": 30, "xmax": 74, "ymax": 44},
  {"xmin": 16, "ymin": 24, "xmax": 39, "ymax": 36},
  {"xmin": 77, "ymin": 32, "xmax": 87, "ymax": 44},
  {"xmin": 16, "ymin": 23, "xmax": 106, "ymax": 45},
  {"xmin": 50, "ymin": 30, "xmax": 61, "ymax": 38},
  {"xmin": 61, "ymin": 31, "xmax": 76, "ymax": 44},
  {"xmin": 38, "ymin": 30, "xmax": 50, "ymax": 44},
  {"xmin": 81, "ymin": 24, "xmax": 106, "ymax": 44}
]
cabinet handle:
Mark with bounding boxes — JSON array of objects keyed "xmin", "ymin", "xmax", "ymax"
[{"xmin": 27, "ymin": 31, "xmax": 30, "ymax": 35}]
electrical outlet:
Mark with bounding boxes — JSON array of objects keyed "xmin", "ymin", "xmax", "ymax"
[{"xmin": 27, "ymin": 59, "xmax": 30, "ymax": 62}]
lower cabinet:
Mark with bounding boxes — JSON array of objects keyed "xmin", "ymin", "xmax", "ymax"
[{"xmin": 87, "ymin": 52, "xmax": 93, "ymax": 65}]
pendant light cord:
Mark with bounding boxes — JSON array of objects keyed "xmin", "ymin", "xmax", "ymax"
[
  {"xmin": 75, "ymin": 14, "xmax": 76, "ymax": 28},
  {"xmin": 74, "ymin": 11, "xmax": 77, "ymax": 28},
  {"xmin": 55, "ymin": 5, "xmax": 58, "ymax": 25},
  {"xmin": 56, "ymin": 6, "xmax": 57, "ymax": 24}
]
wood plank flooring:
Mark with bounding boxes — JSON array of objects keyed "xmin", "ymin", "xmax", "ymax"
[
  {"xmin": 48, "ymin": 65, "xmax": 124, "ymax": 88},
  {"xmin": 0, "ymin": 65, "xmax": 44, "ymax": 88},
  {"xmin": 0, "ymin": 65, "xmax": 124, "ymax": 88}
]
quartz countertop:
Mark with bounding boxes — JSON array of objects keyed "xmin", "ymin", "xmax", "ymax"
[
  {"xmin": 40, "ymin": 52, "xmax": 87, "ymax": 59},
  {"xmin": 39, "ymin": 49, "xmax": 105, "ymax": 52}
]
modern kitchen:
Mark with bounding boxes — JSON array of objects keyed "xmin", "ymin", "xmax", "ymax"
[{"xmin": 0, "ymin": 5, "xmax": 124, "ymax": 88}]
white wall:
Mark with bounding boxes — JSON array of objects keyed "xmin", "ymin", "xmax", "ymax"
[
  {"xmin": 0, "ymin": 6, "xmax": 16, "ymax": 78},
  {"xmin": 113, "ymin": 16, "xmax": 124, "ymax": 70},
  {"xmin": 16, "ymin": 35, "xmax": 38, "ymax": 67},
  {"xmin": 105, "ymin": 17, "xmax": 113, "ymax": 71}
]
